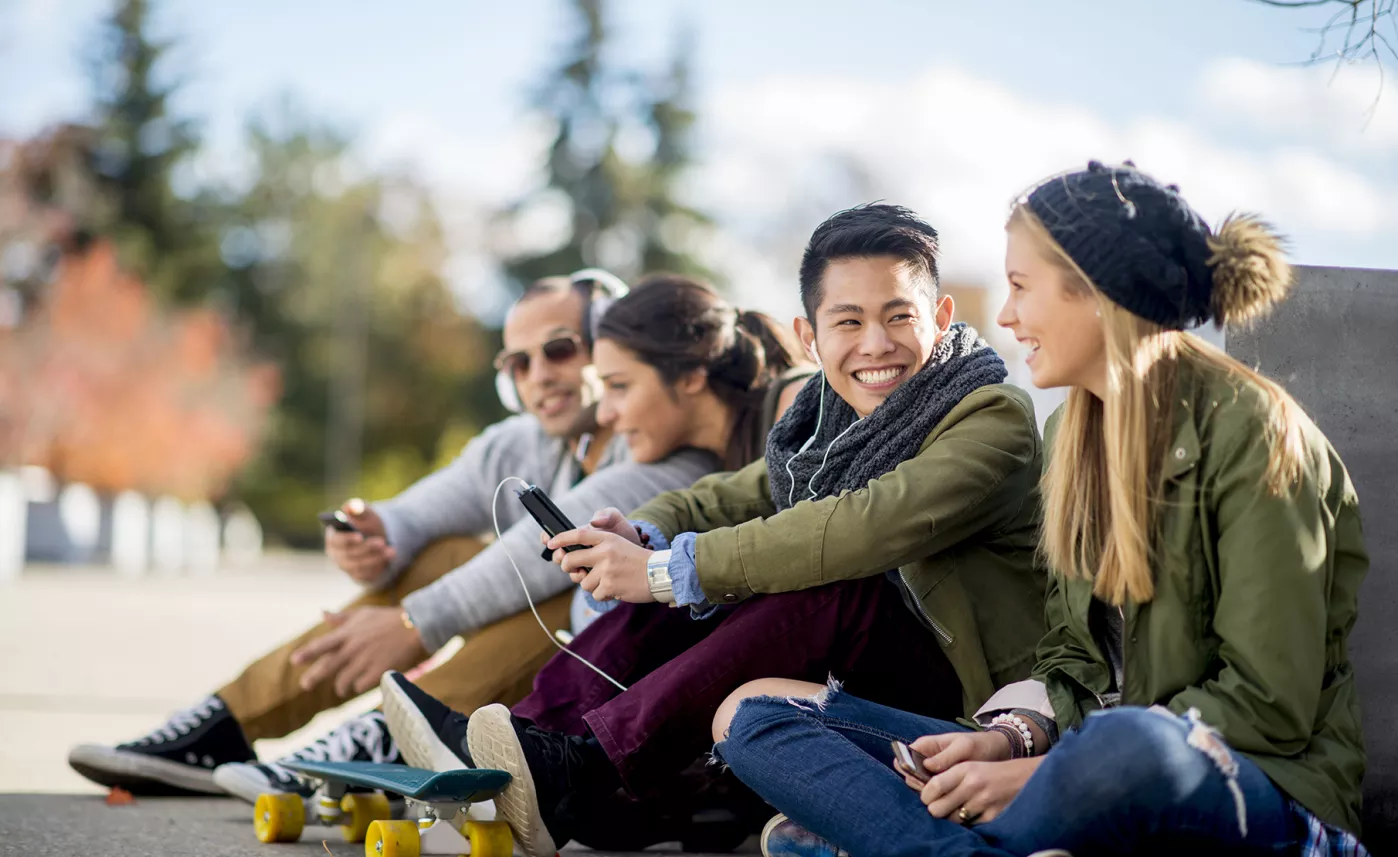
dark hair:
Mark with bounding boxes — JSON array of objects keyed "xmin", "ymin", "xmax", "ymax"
[
  {"xmin": 518, "ymin": 272, "xmax": 625, "ymax": 346},
  {"xmin": 797, "ymin": 203, "xmax": 941, "ymax": 319},
  {"xmin": 597, "ymin": 274, "xmax": 805, "ymax": 470}
]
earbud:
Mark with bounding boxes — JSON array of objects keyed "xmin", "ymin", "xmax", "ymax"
[{"xmin": 809, "ymin": 343, "xmax": 822, "ymax": 367}]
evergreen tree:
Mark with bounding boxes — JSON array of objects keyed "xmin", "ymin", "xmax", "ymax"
[
  {"xmin": 498, "ymin": 0, "xmax": 711, "ymax": 291},
  {"xmin": 86, "ymin": 0, "xmax": 221, "ymax": 303}
]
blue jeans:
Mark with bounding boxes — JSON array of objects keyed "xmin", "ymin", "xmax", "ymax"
[{"xmin": 716, "ymin": 689, "xmax": 1301, "ymax": 857}]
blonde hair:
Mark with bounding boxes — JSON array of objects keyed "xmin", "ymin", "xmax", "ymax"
[{"xmin": 1009, "ymin": 205, "xmax": 1307, "ymax": 605}]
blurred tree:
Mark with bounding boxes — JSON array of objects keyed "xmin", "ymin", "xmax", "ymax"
[
  {"xmin": 496, "ymin": 0, "xmax": 713, "ymax": 292},
  {"xmin": 221, "ymin": 103, "xmax": 501, "ymax": 546},
  {"xmin": 84, "ymin": 0, "xmax": 224, "ymax": 304},
  {"xmin": 0, "ymin": 240, "xmax": 278, "ymax": 499}
]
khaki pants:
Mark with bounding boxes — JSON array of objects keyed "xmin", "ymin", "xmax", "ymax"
[{"xmin": 218, "ymin": 537, "xmax": 573, "ymax": 742}]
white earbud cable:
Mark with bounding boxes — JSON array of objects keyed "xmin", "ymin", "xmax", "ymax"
[{"xmin": 492, "ymin": 476, "xmax": 628, "ymax": 692}]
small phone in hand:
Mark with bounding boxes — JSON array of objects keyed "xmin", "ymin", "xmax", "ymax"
[
  {"xmin": 318, "ymin": 509, "xmax": 359, "ymax": 534},
  {"xmin": 892, "ymin": 740, "xmax": 929, "ymax": 784}
]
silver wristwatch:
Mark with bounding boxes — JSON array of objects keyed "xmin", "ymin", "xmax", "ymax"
[{"xmin": 646, "ymin": 549, "xmax": 677, "ymax": 605}]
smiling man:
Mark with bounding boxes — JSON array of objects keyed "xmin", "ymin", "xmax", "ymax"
[{"xmin": 379, "ymin": 204, "xmax": 1052, "ymax": 857}]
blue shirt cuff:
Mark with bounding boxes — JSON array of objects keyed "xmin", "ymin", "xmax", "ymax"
[
  {"xmin": 669, "ymin": 532, "xmax": 720, "ymax": 619},
  {"xmin": 631, "ymin": 520, "xmax": 671, "ymax": 551},
  {"xmin": 576, "ymin": 584, "xmax": 622, "ymax": 621}
]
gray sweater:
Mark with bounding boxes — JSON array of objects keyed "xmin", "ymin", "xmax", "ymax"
[{"xmin": 374, "ymin": 414, "xmax": 717, "ymax": 652}]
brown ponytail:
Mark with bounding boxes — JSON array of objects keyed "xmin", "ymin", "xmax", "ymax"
[{"xmin": 596, "ymin": 274, "xmax": 806, "ymax": 470}]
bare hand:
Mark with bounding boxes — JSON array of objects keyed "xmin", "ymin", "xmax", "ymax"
[
  {"xmin": 913, "ymin": 743, "xmax": 1043, "ymax": 826},
  {"xmin": 289, "ymin": 606, "xmax": 427, "ymax": 697},
  {"xmin": 546, "ymin": 528, "xmax": 655, "ymax": 603},
  {"xmin": 910, "ymin": 730, "xmax": 1013, "ymax": 780},
  {"xmin": 587, "ymin": 507, "xmax": 642, "ymax": 545},
  {"xmin": 325, "ymin": 498, "xmax": 396, "ymax": 584}
]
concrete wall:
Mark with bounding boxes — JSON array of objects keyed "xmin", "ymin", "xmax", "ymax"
[{"xmin": 1227, "ymin": 265, "xmax": 1398, "ymax": 851}]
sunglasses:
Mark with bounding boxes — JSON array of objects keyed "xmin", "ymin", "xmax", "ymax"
[{"xmin": 494, "ymin": 334, "xmax": 584, "ymax": 380}]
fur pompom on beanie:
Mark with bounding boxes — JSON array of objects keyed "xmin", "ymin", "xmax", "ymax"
[{"xmin": 1024, "ymin": 160, "xmax": 1292, "ymax": 329}]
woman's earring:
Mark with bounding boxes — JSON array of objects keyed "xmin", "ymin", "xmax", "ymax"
[{"xmin": 1095, "ymin": 309, "xmax": 1101, "ymax": 318}]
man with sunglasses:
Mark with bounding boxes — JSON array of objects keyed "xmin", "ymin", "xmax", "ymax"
[{"xmin": 66, "ymin": 272, "xmax": 720, "ymax": 800}]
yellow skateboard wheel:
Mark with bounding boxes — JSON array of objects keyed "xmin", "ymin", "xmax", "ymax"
[
  {"xmin": 253, "ymin": 792, "xmax": 305, "ymax": 843},
  {"xmin": 465, "ymin": 820, "xmax": 513, "ymax": 857},
  {"xmin": 365, "ymin": 819, "xmax": 420, "ymax": 857},
  {"xmin": 340, "ymin": 793, "xmax": 392, "ymax": 842}
]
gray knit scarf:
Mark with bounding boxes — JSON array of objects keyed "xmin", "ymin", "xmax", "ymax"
[{"xmin": 766, "ymin": 323, "xmax": 1007, "ymax": 512}]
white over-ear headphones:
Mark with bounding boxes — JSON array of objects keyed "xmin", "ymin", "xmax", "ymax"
[{"xmin": 496, "ymin": 268, "xmax": 630, "ymax": 414}]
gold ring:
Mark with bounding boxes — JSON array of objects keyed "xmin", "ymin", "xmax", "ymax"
[{"xmin": 957, "ymin": 806, "xmax": 971, "ymax": 823}]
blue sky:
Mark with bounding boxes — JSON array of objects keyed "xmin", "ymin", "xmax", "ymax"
[{"xmin": 4, "ymin": 0, "xmax": 1395, "ymax": 334}]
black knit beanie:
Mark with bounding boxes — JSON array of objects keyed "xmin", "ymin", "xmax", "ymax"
[{"xmin": 1025, "ymin": 161, "xmax": 1219, "ymax": 330}]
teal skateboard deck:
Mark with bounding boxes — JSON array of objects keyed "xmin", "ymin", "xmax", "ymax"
[{"xmin": 283, "ymin": 760, "xmax": 510, "ymax": 804}]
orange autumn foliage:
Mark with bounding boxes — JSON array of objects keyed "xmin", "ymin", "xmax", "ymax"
[{"xmin": 0, "ymin": 240, "xmax": 279, "ymax": 499}]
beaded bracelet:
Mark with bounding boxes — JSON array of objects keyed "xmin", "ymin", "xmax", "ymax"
[
  {"xmin": 990, "ymin": 713, "xmax": 1035, "ymax": 757},
  {"xmin": 987, "ymin": 724, "xmax": 1025, "ymax": 759}
]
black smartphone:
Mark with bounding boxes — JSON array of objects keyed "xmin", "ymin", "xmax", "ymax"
[
  {"xmin": 891, "ymin": 740, "xmax": 929, "ymax": 784},
  {"xmin": 517, "ymin": 484, "xmax": 589, "ymax": 566},
  {"xmin": 318, "ymin": 509, "xmax": 359, "ymax": 534}
]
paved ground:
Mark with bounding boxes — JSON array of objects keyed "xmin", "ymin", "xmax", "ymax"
[
  {"xmin": 0, "ymin": 554, "xmax": 370, "ymax": 795},
  {"xmin": 0, "ymin": 557, "xmax": 380, "ymax": 854},
  {"xmin": 0, "ymin": 558, "xmax": 756, "ymax": 855}
]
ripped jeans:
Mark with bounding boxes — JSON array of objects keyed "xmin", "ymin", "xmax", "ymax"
[{"xmin": 716, "ymin": 691, "xmax": 1302, "ymax": 857}]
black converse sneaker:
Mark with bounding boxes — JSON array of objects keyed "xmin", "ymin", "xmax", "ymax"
[
  {"xmin": 67, "ymin": 695, "xmax": 255, "ymax": 795},
  {"xmin": 213, "ymin": 710, "xmax": 400, "ymax": 804},
  {"xmin": 379, "ymin": 671, "xmax": 474, "ymax": 772},
  {"xmin": 466, "ymin": 703, "xmax": 619, "ymax": 857}
]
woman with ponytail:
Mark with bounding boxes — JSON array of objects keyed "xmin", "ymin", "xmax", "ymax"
[
  {"xmin": 590, "ymin": 273, "xmax": 807, "ymax": 473},
  {"xmin": 710, "ymin": 162, "xmax": 1369, "ymax": 857}
]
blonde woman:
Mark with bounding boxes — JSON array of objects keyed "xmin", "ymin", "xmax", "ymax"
[{"xmin": 711, "ymin": 162, "xmax": 1368, "ymax": 857}]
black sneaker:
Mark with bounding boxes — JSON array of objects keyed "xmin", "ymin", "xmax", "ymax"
[
  {"xmin": 213, "ymin": 709, "xmax": 399, "ymax": 804},
  {"xmin": 379, "ymin": 671, "xmax": 474, "ymax": 772},
  {"xmin": 465, "ymin": 703, "xmax": 619, "ymax": 857},
  {"xmin": 68, "ymin": 695, "xmax": 255, "ymax": 795}
]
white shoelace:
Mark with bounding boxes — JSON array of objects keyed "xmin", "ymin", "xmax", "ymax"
[
  {"xmin": 137, "ymin": 697, "xmax": 224, "ymax": 745},
  {"xmin": 282, "ymin": 712, "xmax": 397, "ymax": 766}
]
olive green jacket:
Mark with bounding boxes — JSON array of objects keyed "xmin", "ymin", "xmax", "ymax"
[
  {"xmin": 633, "ymin": 383, "xmax": 1049, "ymax": 716},
  {"xmin": 1033, "ymin": 358, "xmax": 1368, "ymax": 833}
]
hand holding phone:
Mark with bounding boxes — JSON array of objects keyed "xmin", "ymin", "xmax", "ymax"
[
  {"xmin": 892, "ymin": 740, "xmax": 930, "ymax": 784},
  {"xmin": 318, "ymin": 509, "xmax": 359, "ymax": 533}
]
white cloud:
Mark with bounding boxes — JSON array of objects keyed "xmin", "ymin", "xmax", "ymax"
[
  {"xmin": 1200, "ymin": 57, "xmax": 1398, "ymax": 156},
  {"xmin": 688, "ymin": 61, "xmax": 1397, "ymax": 327}
]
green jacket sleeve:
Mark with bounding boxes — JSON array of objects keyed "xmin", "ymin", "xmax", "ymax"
[
  {"xmin": 1031, "ymin": 574, "xmax": 1105, "ymax": 727},
  {"xmin": 690, "ymin": 387, "xmax": 1039, "ymax": 603},
  {"xmin": 632, "ymin": 457, "xmax": 777, "ymax": 539},
  {"xmin": 1165, "ymin": 423, "xmax": 1329, "ymax": 756}
]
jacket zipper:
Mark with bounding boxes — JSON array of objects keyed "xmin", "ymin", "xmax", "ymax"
[{"xmin": 898, "ymin": 568, "xmax": 954, "ymax": 644}]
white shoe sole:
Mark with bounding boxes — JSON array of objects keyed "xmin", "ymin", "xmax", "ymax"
[
  {"xmin": 467, "ymin": 704, "xmax": 557, "ymax": 857},
  {"xmin": 379, "ymin": 672, "xmax": 471, "ymax": 774},
  {"xmin": 67, "ymin": 744, "xmax": 221, "ymax": 794},
  {"xmin": 212, "ymin": 762, "xmax": 277, "ymax": 804},
  {"xmin": 760, "ymin": 813, "xmax": 789, "ymax": 857}
]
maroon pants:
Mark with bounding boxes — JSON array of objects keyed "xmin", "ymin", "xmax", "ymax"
[{"xmin": 512, "ymin": 575, "xmax": 961, "ymax": 799}]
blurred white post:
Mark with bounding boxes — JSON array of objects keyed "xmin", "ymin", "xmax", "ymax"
[
  {"xmin": 110, "ymin": 491, "xmax": 150, "ymax": 578},
  {"xmin": 58, "ymin": 483, "xmax": 102, "ymax": 564},
  {"xmin": 150, "ymin": 495, "xmax": 185, "ymax": 575},
  {"xmin": 0, "ymin": 471, "xmax": 24, "ymax": 580},
  {"xmin": 222, "ymin": 505, "xmax": 264, "ymax": 568},
  {"xmin": 184, "ymin": 501, "xmax": 221, "ymax": 575}
]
